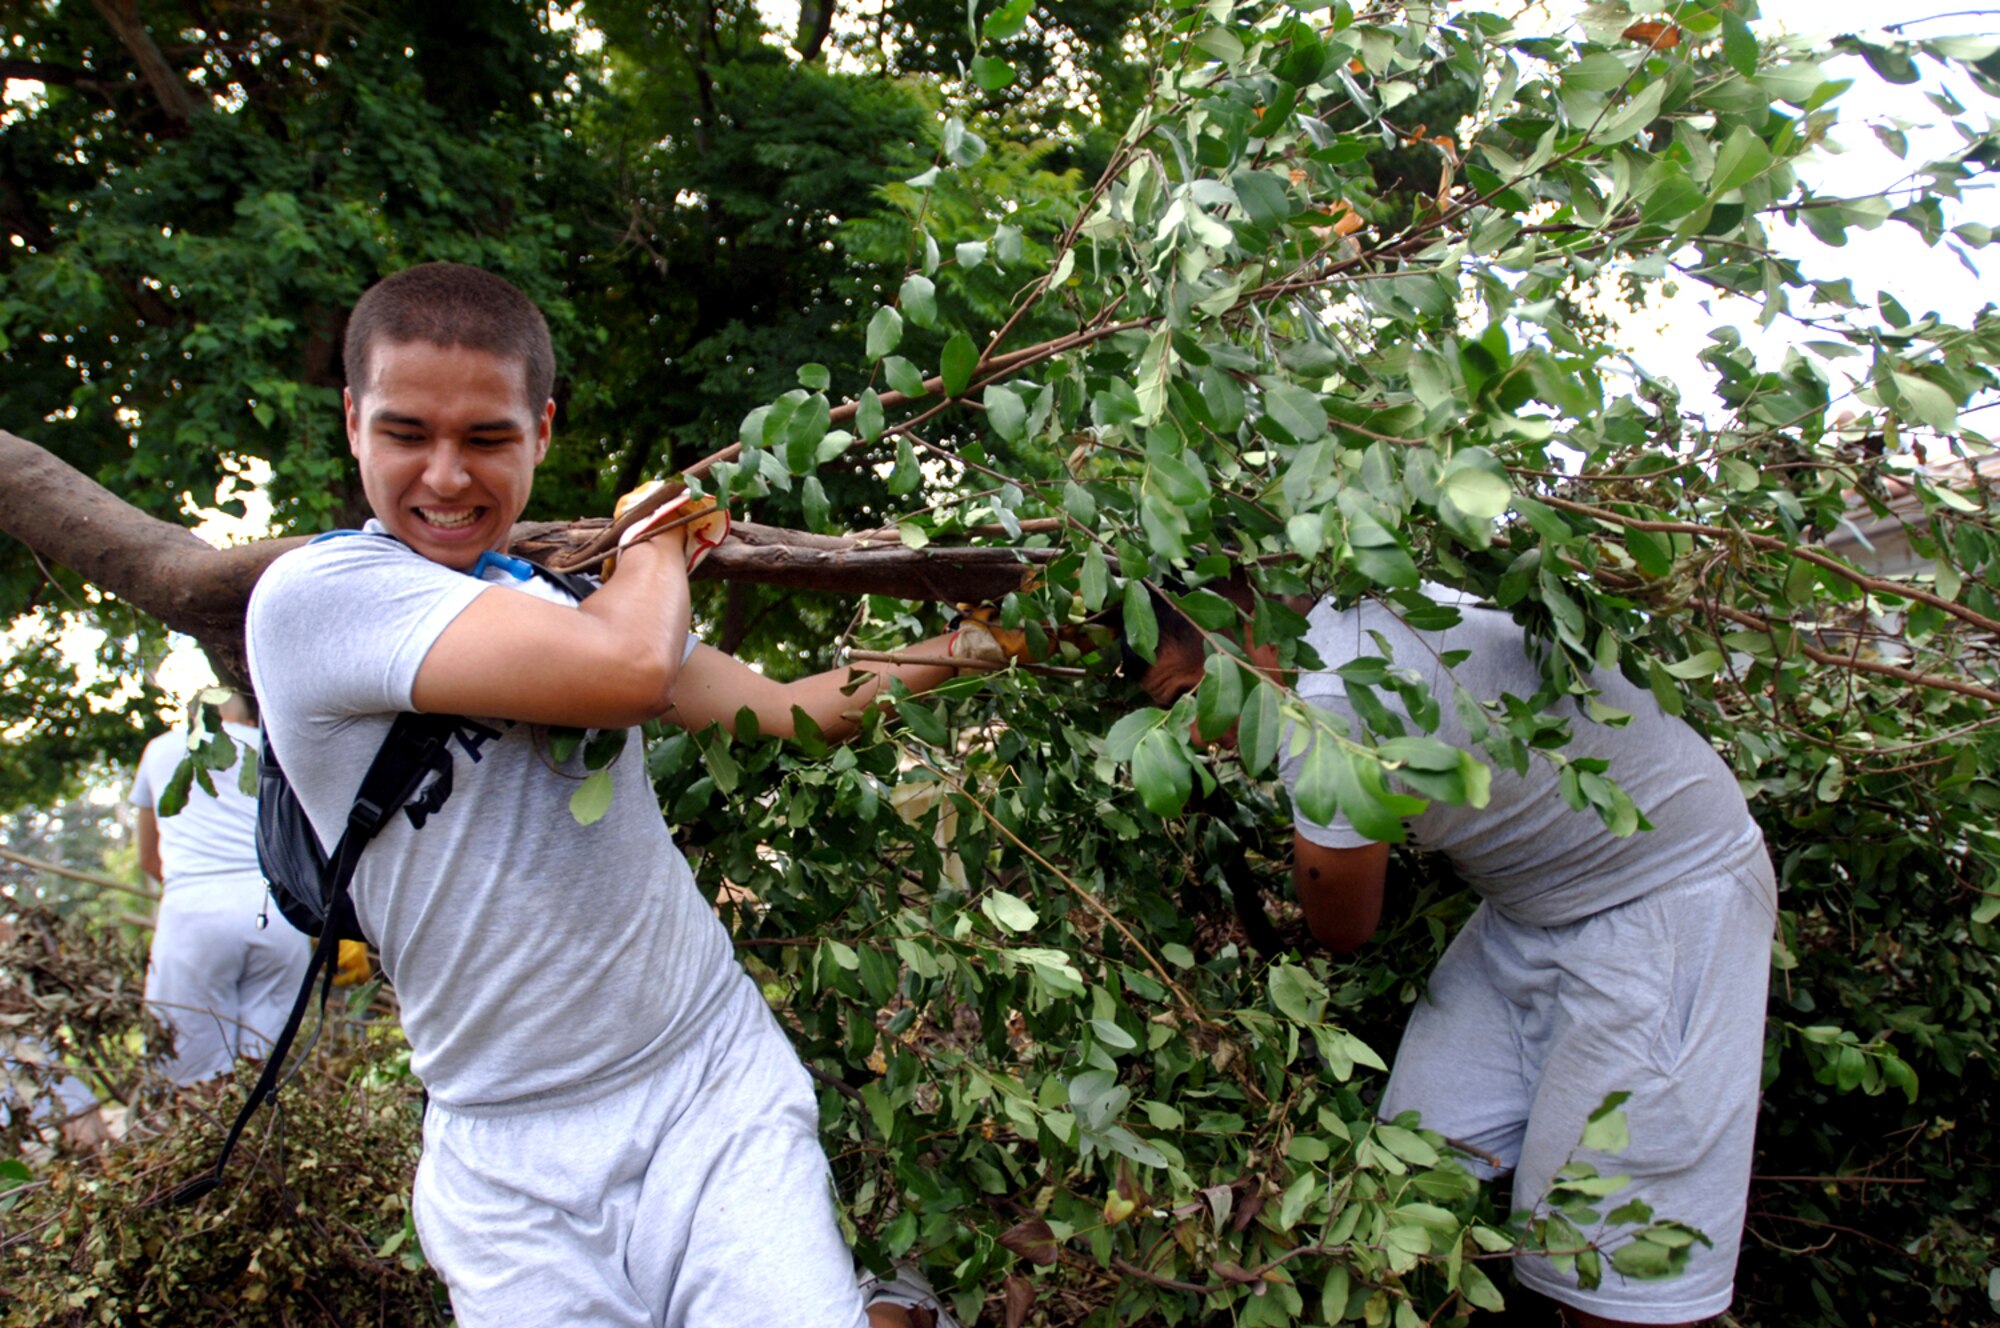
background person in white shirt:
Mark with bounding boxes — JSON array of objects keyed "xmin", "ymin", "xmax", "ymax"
[{"xmin": 130, "ymin": 691, "xmax": 310, "ymax": 1085}]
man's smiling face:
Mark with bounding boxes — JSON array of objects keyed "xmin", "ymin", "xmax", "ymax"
[{"xmin": 345, "ymin": 339, "xmax": 553, "ymax": 570}]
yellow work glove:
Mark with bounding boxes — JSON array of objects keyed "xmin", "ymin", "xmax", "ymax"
[
  {"xmin": 947, "ymin": 604, "xmax": 1033, "ymax": 665},
  {"xmin": 333, "ymin": 939, "xmax": 373, "ymax": 986},
  {"xmin": 604, "ymin": 480, "xmax": 731, "ymax": 580}
]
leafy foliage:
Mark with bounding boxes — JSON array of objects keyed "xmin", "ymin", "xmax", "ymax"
[{"xmin": 0, "ymin": 906, "xmax": 434, "ymax": 1327}]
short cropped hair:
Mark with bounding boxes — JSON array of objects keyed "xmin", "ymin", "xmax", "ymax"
[
  {"xmin": 1116, "ymin": 573, "xmax": 1257, "ymax": 682},
  {"xmin": 343, "ymin": 263, "xmax": 555, "ymax": 408}
]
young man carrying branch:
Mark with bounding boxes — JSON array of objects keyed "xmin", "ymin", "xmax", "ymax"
[{"xmin": 248, "ymin": 263, "xmax": 974, "ymax": 1327}]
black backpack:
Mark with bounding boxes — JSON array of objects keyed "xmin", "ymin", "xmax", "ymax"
[{"xmin": 165, "ymin": 550, "xmax": 596, "ymax": 1206}]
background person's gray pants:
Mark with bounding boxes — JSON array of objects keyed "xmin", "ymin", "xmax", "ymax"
[
  {"xmin": 145, "ymin": 877, "xmax": 311, "ymax": 1086},
  {"xmin": 1382, "ymin": 861, "xmax": 1778, "ymax": 1324}
]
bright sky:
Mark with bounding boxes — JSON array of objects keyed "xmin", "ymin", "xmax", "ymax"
[
  {"xmin": 23, "ymin": 0, "xmax": 2000, "ymax": 710},
  {"xmin": 1607, "ymin": 1, "xmax": 1997, "ymax": 420}
]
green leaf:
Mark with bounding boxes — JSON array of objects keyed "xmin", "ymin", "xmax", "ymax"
[
  {"xmin": 1122, "ymin": 579, "xmax": 1158, "ymax": 663},
  {"xmin": 1287, "ymin": 512, "xmax": 1326, "ymax": 559},
  {"xmin": 801, "ymin": 474, "xmax": 830, "ymax": 529},
  {"xmin": 1261, "ymin": 381, "xmax": 1328, "ymax": 443},
  {"xmin": 941, "ymin": 331, "xmax": 979, "ymax": 397},
  {"xmin": 1081, "ymin": 544, "xmax": 1111, "ymax": 612},
  {"xmin": 980, "ymin": 0, "xmax": 1032, "ymax": 40},
  {"xmin": 1132, "ymin": 728, "xmax": 1193, "ymax": 816},
  {"xmin": 1333, "ymin": 749, "xmax": 1415, "ymax": 842},
  {"xmin": 1293, "ymin": 729, "xmax": 1342, "ymax": 826},
  {"xmin": 982, "ymin": 890, "xmax": 1039, "ymax": 932},
  {"xmin": 857, "ymin": 388, "xmax": 886, "ymax": 443},
  {"xmin": 1438, "ymin": 451, "xmax": 1512, "ymax": 521},
  {"xmin": 1375, "ymin": 1124, "xmax": 1439, "ymax": 1167},
  {"xmin": 797, "ymin": 363, "xmax": 830, "ymax": 391},
  {"xmin": 897, "ymin": 698, "xmax": 949, "ymax": 746},
  {"xmin": 1089, "ymin": 1017, "xmax": 1137, "ymax": 1051},
  {"xmin": 985, "ymin": 383, "xmax": 1027, "ymax": 442},
  {"xmin": 1722, "ymin": 8, "xmax": 1758, "ymax": 78},
  {"xmin": 1711, "ymin": 125, "xmax": 1773, "ymax": 195},
  {"xmin": 1639, "ymin": 160, "xmax": 1705, "ymax": 226},
  {"xmin": 900, "ymin": 274, "xmax": 937, "ymax": 329},
  {"xmin": 1231, "ymin": 169, "xmax": 1294, "ymax": 228},
  {"xmin": 1461, "ymin": 1264, "xmax": 1506, "ymax": 1312},
  {"xmin": 1103, "ymin": 709, "xmax": 1164, "ymax": 762},
  {"xmin": 1236, "ymin": 680, "xmax": 1282, "ymax": 777},
  {"xmin": 866, "ymin": 306, "xmax": 903, "ymax": 360},
  {"xmin": 1195, "ymin": 656, "xmax": 1245, "ymax": 743},
  {"xmin": 1891, "ymin": 372, "xmax": 1958, "ymax": 432},
  {"xmin": 883, "ymin": 356, "xmax": 930, "ymax": 398},
  {"xmin": 159, "ymin": 755, "xmax": 195, "ymax": 817},
  {"xmin": 569, "ymin": 768, "xmax": 615, "ymax": 825},
  {"xmin": 1593, "ymin": 78, "xmax": 1665, "ymax": 145},
  {"xmin": 887, "ymin": 436, "xmax": 921, "ymax": 496},
  {"xmin": 1349, "ymin": 526, "xmax": 1420, "ymax": 589},
  {"xmin": 1609, "ymin": 1238, "xmax": 1675, "ymax": 1280},
  {"xmin": 782, "ymin": 393, "xmax": 832, "ymax": 473},
  {"xmin": 971, "ymin": 55, "xmax": 1016, "ymax": 91},
  {"xmin": 1660, "ymin": 650, "xmax": 1722, "ymax": 679},
  {"xmin": 1581, "ymin": 1094, "xmax": 1632, "ymax": 1153},
  {"xmin": 1269, "ymin": 963, "xmax": 1329, "ymax": 1024}
]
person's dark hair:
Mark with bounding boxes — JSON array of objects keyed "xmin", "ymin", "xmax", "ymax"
[
  {"xmin": 1113, "ymin": 573, "xmax": 1258, "ymax": 686},
  {"xmin": 343, "ymin": 263, "xmax": 554, "ymax": 408}
]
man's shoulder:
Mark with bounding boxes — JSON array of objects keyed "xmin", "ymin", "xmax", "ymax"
[
  {"xmin": 252, "ymin": 530, "xmax": 472, "ymax": 625},
  {"xmin": 261, "ymin": 529, "xmax": 414, "ymax": 584}
]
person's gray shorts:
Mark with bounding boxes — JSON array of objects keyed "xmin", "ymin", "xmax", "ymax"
[
  {"xmin": 145, "ymin": 877, "xmax": 310, "ymax": 1085},
  {"xmin": 1382, "ymin": 862, "xmax": 1777, "ymax": 1324},
  {"xmin": 412, "ymin": 970, "xmax": 871, "ymax": 1328}
]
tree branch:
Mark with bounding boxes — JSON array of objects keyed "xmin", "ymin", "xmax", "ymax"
[
  {"xmin": 87, "ymin": 0, "xmax": 200, "ymax": 125},
  {"xmin": 1535, "ymin": 492, "xmax": 2000, "ymax": 638},
  {"xmin": 0, "ymin": 430, "xmax": 1054, "ymax": 685}
]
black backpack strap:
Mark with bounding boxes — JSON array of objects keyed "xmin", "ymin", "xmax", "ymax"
[
  {"xmin": 163, "ymin": 712, "xmax": 460, "ymax": 1207},
  {"xmin": 526, "ymin": 561, "xmax": 598, "ymax": 603}
]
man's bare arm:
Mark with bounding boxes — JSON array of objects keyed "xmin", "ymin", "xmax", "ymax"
[
  {"xmin": 666, "ymin": 636, "xmax": 961, "ymax": 743},
  {"xmin": 411, "ymin": 537, "xmax": 691, "ymax": 729},
  {"xmin": 1293, "ymin": 835, "xmax": 1391, "ymax": 953},
  {"xmin": 136, "ymin": 807, "xmax": 162, "ymax": 883}
]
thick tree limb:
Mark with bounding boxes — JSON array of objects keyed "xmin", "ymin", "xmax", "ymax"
[
  {"xmin": 0, "ymin": 430, "xmax": 1050, "ymax": 685},
  {"xmin": 86, "ymin": 0, "xmax": 199, "ymax": 124}
]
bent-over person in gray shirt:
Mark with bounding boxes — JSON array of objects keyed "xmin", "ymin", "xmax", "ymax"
[{"xmin": 1132, "ymin": 583, "xmax": 1776, "ymax": 1328}]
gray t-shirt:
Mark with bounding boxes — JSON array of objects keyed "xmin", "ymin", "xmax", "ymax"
[
  {"xmin": 1280, "ymin": 588, "xmax": 1769, "ymax": 927},
  {"xmin": 246, "ymin": 527, "xmax": 734, "ymax": 1113},
  {"xmin": 130, "ymin": 721, "xmax": 264, "ymax": 894}
]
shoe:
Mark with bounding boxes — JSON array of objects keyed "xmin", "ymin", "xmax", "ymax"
[{"xmin": 858, "ymin": 1263, "xmax": 960, "ymax": 1328}]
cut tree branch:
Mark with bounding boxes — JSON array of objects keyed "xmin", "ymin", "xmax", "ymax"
[
  {"xmin": 0, "ymin": 430, "xmax": 1053, "ymax": 686},
  {"xmin": 1535, "ymin": 492, "xmax": 2000, "ymax": 638}
]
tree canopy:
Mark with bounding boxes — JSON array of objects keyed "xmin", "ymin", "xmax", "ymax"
[{"xmin": 3, "ymin": 0, "xmax": 1999, "ymax": 1324}]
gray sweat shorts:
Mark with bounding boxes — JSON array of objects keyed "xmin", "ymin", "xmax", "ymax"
[
  {"xmin": 412, "ymin": 970, "xmax": 871, "ymax": 1328},
  {"xmin": 1381, "ymin": 860, "xmax": 1777, "ymax": 1324},
  {"xmin": 145, "ymin": 877, "xmax": 311, "ymax": 1086}
]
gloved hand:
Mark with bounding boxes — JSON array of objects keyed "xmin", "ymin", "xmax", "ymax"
[
  {"xmin": 604, "ymin": 479, "xmax": 731, "ymax": 580},
  {"xmin": 946, "ymin": 604, "xmax": 1034, "ymax": 665},
  {"xmin": 947, "ymin": 597, "xmax": 1105, "ymax": 666},
  {"xmin": 334, "ymin": 939, "xmax": 373, "ymax": 986}
]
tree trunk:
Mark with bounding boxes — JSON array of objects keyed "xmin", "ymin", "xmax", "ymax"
[
  {"xmin": 0, "ymin": 430, "xmax": 1053, "ymax": 686},
  {"xmin": 87, "ymin": 0, "xmax": 200, "ymax": 125}
]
